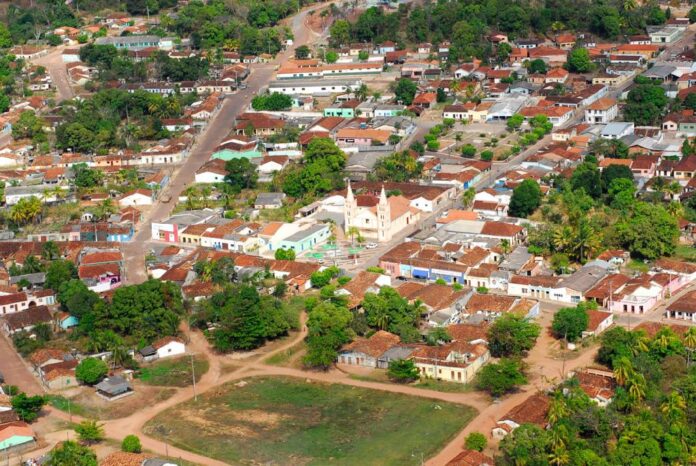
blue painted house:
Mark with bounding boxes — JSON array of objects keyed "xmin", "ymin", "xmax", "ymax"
[{"xmin": 58, "ymin": 313, "xmax": 79, "ymax": 330}]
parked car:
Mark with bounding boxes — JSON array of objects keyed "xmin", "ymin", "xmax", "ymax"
[{"xmin": 365, "ymin": 243, "xmax": 378, "ymax": 249}]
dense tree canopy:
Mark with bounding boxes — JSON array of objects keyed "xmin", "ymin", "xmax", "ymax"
[
  {"xmin": 303, "ymin": 301, "xmax": 354, "ymax": 369},
  {"xmin": 362, "ymin": 286, "xmax": 422, "ymax": 337},
  {"xmin": 551, "ymin": 302, "xmax": 592, "ymax": 342},
  {"xmin": 280, "ymin": 138, "xmax": 346, "ymax": 198},
  {"xmin": 251, "ymin": 92, "xmax": 293, "ymax": 111},
  {"xmin": 488, "ymin": 314, "xmax": 541, "ymax": 357},
  {"xmin": 225, "ymin": 158, "xmax": 258, "ymax": 194},
  {"xmin": 75, "ymin": 358, "xmax": 108, "ymax": 385},
  {"xmin": 624, "ymin": 82, "xmax": 669, "ymax": 125},
  {"xmin": 373, "ymin": 151, "xmax": 423, "ymax": 182},
  {"xmin": 509, "ymin": 179, "xmax": 542, "ymax": 218},
  {"xmin": 476, "ymin": 358, "xmax": 527, "ymax": 396}
]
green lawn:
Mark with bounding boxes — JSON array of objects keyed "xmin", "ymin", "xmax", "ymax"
[
  {"xmin": 138, "ymin": 356, "xmax": 209, "ymax": 387},
  {"xmin": 144, "ymin": 376, "xmax": 476, "ymax": 465},
  {"xmin": 47, "ymin": 395, "xmax": 92, "ymax": 418}
]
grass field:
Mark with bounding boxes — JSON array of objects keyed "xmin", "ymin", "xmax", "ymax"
[
  {"xmin": 138, "ymin": 356, "xmax": 209, "ymax": 387},
  {"xmin": 144, "ymin": 376, "xmax": 476, "ymax": 465},
  {"xmin": 674, "ymin": 245, "xmax": 696, "ymax": 262}
]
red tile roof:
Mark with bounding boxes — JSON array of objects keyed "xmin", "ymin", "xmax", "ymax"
[{"xmin": 342, "ymin": 331, "xmax": 400, "ymax": 358}]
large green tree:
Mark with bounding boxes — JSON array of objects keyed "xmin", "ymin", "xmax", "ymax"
[
  {"xmin": 45, "ymin": 260, "xmax": 78, "ymax": 292},
  {"xmin": 623, "ymin": 83, "xmax": 668, "ymax": 125},
  {"xmin": 509, "ymin": 179, "xmax": 542, "ymax": 218},
  {"xmin": 11, "ymin": 392, "xmax": 46, "ymax": 422},
  {"xmin": 46, "ymin": 441, "xmax": 97, "ymax": 466},
  {"xmin": 393, "ymin": 78, "xmax": 418, "ymax": 105},
  {"xmin": 362, "ymin": 286, "xmax": 421, "ymax": 335},
  {"xmin": 75, "ymin": 358, "xmax": 108, "ymax": 385},
  {"xmin": 487, "ymin": 314, "xmax": 540, "ymax": 357},
  {"xmin": 615, "ymin": 202, "xmax": 679, "ymax": 259},
  {"xmin": 476, "ymin": 358, "xmax": 527, "ymax": 396},
  {"xmin": 224, "ymin": 158, "xmax": 258, "ymax": 193},
  {"xmin": 303, "ymin": 302, "xmax": 353, "ymax": 369},
  {"xmin": 551, "ymin": 304, "xmax": 590, "ymax": 342},
  {"xmin": 212, "ymin": 285, "xmax": 266, "ymax": 351},
  {"xmin": 567, "ymin": 47, "xmax": 592, "ymax": 72}
]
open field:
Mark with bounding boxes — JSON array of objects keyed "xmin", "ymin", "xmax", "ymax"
[{"xmin": 144, "ymin": 376, "xmax": 476, "ymax": 465}]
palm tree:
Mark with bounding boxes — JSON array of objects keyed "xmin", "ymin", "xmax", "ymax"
[
  {"xmin": 184, "ymin": 186, "xmax": 200, "ymax": 210},
  {"xmin": 571, "ymin": 219, "xmax": 600, "ymax": 263},
  {"xmin": 553, "ymin": 225, "xmax": 573, "ymax": 254},
  {"xmin": 461, "ymin": 187, "xmax": 475, "ymax": 209},
  {"xmin": 500, "ymin": 239, "xmax": 511, "ymax": 257},
  {"xmin": 347, "ymin": 226, "xmax": 360, "ymax": 246},
  {"xmin": 200, "ymin": 185, "xmax": 213, "ymax": 208},
  {"xmin": 94, "ymin": 198, "xmax": 117, "ymax": 221},
  {"xmin": 627, "ymin": 373, "xmax": 646, "ymax": 402},
  {"xmin": 667, "ymin": 182, "xmax": 682, "ymax": 199},
  {"xmin": 630, "ymin": 334, "xmax": 649, "ymax": 356},
  {"xmin": 356, "ymin": 83, "xmax": 369, "ymax": 101},
  {"xmin": 22, "ymin": 255, "xmax": 43, "ymax": 274},
  {"xmin": 661, "ymin": 391, "xmax": 686, "ymax": 423},
  {"xmin": 110, "ymin": 346, "xmax": 129, "ymax": 370},
  {"xmin": 684, "ymin": 327, "xmax": 696, "ymax": 367},
  {"xmin": 613, "ymin": 356, "xmax": 634, "ymax": 387},
  {"xmin": 551, "ymin": 21, "xmax": 565, "ymax": 33},
  {"xmin": 548, "ymin": 445, "xmax": 570, "ymax": 466},
  {"xmin": 547, "ymin": 397, "xmax": 569, "ymax": 426},
  {"xmin": 666, "ymin": 201, "xmax": 684, "ymax": 219},
  {"xmin": 375, "ymin": 312, "xmax": 390, "ymax": 331},
  {"xmin": 623, "ymin": 0, "xmax": 637, "ymax": 11}
]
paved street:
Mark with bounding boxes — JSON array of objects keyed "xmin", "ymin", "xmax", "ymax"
[{"xmin": 122, "ymin": 7, "xmax": 327, "ymax": 283}]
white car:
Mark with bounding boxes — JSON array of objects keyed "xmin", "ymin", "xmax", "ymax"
[{"xmin": 365, "ymin": 243, "xmax": 378, "ymax": 249}]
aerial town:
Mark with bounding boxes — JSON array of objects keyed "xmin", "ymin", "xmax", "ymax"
[{"xmin": 0, "ymin": 0, "xmax": 695, "ymax": 464}]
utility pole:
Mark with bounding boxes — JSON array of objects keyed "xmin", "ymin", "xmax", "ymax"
[{"xmin": 190, "ymin": 353, "xmax": 197, "ymax": 401}]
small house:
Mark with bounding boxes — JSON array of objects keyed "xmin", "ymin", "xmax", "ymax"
[
  {"xmin": 255, "ymin": 192, "xmax": 286, "ymax": 210},
  {"xmin": 0, "ymin": 422, "xmax": 35, "ymax": 451},
  {"xmin": 95, "ymin": 375, "xmax": 134, "ymax": 401},
  {"xmin": 139, "ymin": 336, "xmax": 186, "ymax": 361},
  {"xmin": 339, "ymin": 331, "xmax": 401, "ymax": 368}
]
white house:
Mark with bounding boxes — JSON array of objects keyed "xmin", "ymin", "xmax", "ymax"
[
  {"xmin": 443, "ymin": 104, "xmax": 473, "ymax": 120},
  {"xmin": 62, "ymin": 49, "xmax": 81, "ymax": 63},
  {"xmin": 267, "ymin": 79, "xmax": 362, "ymax": 97},
  {"xmin": 601, "ymin": 122, "xmax": 634, "ymax": 140},
  {"xmin": 0, "ymin": 153, "xmax": 21, "ymax": 167},
  {"xmin": 118, "ymin": 189, "xmax": 153, "ymax": 207},
  {"xmin": 195, "ymin": 159, "xmax": 227, "ymax": 184},
  {"xmin": 650, "ymin": 26, "xmax": 682, "ymax": 44},
  {"xmin": 584, "ymin": 98, "xmax": 619, "ymax": 124},
  {"xmin": 153, "ymin": 336, "xmax": 186, "ymax": 359}
]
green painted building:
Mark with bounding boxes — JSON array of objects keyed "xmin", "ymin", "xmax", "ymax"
[{"xmin": 211, "ymin": 149, "xmax": 264, "ymax": 161}]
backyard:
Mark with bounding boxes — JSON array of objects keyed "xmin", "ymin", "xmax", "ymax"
[
  {"xmin": 137, "ymin": 355, "xmax": 210, "ymax": 387},
  {"xmin": 144, "ymin": 376, "xmax": 476, "ymax": 465}
]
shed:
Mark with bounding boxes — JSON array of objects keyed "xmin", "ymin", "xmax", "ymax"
[{"xmin": 95, "ymin": 375, "xmax": 134, "ymax": 401}]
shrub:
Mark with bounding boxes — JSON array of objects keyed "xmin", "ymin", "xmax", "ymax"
[
  {"xmin": 465, "ymin": 432, "xmax": 487, "ymax": 452},
  {"xmin": 461, "ymin": 144, "xmax": 477, "ymax": 158},
  {"xmin": 121, "ymin": 435, "xmax": 142, "ymax": 453},
  {"xmin": 480, "ymin": 150, "xmax": 494, "ymax": 161},
  {"xmin": 387, "ymin": 359, "xmax": 420, "ymax": 383}
]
